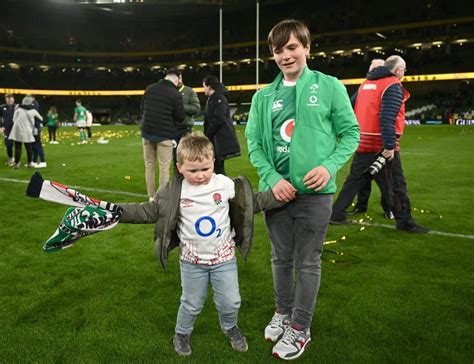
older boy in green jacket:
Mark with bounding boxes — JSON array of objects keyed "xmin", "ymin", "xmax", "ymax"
[{"xmin": 245, "ymin": 19, "xmax": 359, "ymax": 360}]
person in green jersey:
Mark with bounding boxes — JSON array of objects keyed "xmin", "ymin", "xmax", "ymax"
[
  {"xmin": 73, "ymin": 99, "xmax": 88, "ymax": 143},
  {"xmin": 245, "ymin": 19, "xmax": 360, "ymax": 360},
  {"xmin": 46, "ymin": 106, "xmax": 59, "ymax": 144}
]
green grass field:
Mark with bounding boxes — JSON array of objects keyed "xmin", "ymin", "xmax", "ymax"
[{"xmin": 0, "ymin": 125, "xmax": 473, "ymax": 363}]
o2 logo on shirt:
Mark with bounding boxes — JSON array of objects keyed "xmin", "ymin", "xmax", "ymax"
[
  {"xmin": 195, "ymin": 216, "xmax": 222, "ymax": 238},
  {"xmin": 280, "ymin": 119, "xmax": 295, "ymax": 142}
]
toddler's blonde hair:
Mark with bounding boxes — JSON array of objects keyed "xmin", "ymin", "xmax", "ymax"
[{"xmin": 176, "ymin": 132, "xmax": 214, "ymax": 165}]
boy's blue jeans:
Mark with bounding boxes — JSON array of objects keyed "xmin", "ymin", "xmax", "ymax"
[{"xmin": 175, "ymin": 258, "xmax": 241, "ymax": 335}]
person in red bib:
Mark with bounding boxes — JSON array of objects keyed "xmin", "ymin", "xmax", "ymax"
[
  {"xmin": 346, "ymin": 59, "xmax": 394, "ymax": 219},
  {"xmin": 330, "ymin": 55, "xmax": 429, "ymax": 233}
]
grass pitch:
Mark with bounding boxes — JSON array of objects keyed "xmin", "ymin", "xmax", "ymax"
[{"xmin": 0, "ymin": 125, "xmax": 473, "ymax": 363}]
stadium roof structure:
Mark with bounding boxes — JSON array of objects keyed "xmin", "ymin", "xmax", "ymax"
[{"xmin": 1, "ymin": 0, "xmax": 473, "ymax": 91}]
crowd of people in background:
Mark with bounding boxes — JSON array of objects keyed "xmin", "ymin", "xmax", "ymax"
[
  {"xmin": 0, "ymin": 95, "xmax": 96, "ymax": 168},
  {"xmin": 138, "ymin": 68, "xmax": 241, "ymax": 199},
  {"xmin": 0, "ymin": 94, "xmax": 47, "ymax": 169}
]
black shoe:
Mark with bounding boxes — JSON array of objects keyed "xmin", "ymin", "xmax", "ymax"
[
  {"xmin": 329, "ymin": 218, "xmax": 352, "ymax": 225},
  {"xmin": 396, "ymin": 222, "xmax": 429, "ymax": 233},
  {"xmin": 346, "ymin": 206, "xmax": 367, "ymax": 215},
  {"xmin": 384, "ymin": 211, "xmax": 395, "ymax": 220}
]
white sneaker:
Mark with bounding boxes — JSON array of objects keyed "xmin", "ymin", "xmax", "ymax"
[
  {"xmin": 52, "ymin": 141, "xmax": 59, "ymax": 144},
  {"xmin": 272, "ymin": 325, "xmax": 311, "ymax": 360},
  {"xmin": 36, "ymin": 162, "xmax": 47, "ymax": 168},
  {"xmin": 7, "ymin": 158, "xmax": 14, "ymax": 167},
  {"xmin": 24, "ymin": 162, "xmax": 37, "ymax": 168},
  {"xmin": 265, "ymin": 312, "xmax": 291, "ymax": 342}
]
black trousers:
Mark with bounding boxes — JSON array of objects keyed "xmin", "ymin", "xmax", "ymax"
[
  {"xmin": 214, "ymin": 156, "xmax": 225, "ymax": 175},
  {"xmin": 331, "ymin": 151, "xmax": 413, "ymax": 227},
  {"xmin": 4, "ymin": 134, "xmax": 13, "ymax": 158},
  {"xmin": 205, "ymin": 139, "xmax": 225, "ymax": 175},
  {"xmin": 48, "ymin": 126, "xmax": 57, "ymax": 141},
  {"xmin": 14, "ymin": 141, "xmax": 33, "ymax": 164},
  {"xmin": 354, "ymin": 178, "xmax": 392, "ymax": 214},
  {"xmin": 32, "ymin": 130, "xmax": 46, "ymax": 163}
]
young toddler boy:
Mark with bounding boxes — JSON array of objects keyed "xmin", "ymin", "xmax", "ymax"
[{"xmin": 118, "ymin": 133, "xmax": 282, "ymax": 356}]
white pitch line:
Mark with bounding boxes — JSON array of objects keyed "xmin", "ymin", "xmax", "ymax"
[
  {"xmin": 0, "ymin": 177, "xmax": 148, "ymax": 199},
  {"xmin": 402, "ymin": 152, "xmax": 434, "ymax": 156},
  {"xmin": 3, "ymin": 177, "xmax": 474, "ymax": 239},
  {"xmin": 353, "ymin": 220, "xmax": 474, "ymax": 239}
]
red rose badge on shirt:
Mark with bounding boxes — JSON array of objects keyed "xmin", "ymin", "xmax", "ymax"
[{"xmin": 213, "ymin": 193, "xmax": 222, "ymax": 205}]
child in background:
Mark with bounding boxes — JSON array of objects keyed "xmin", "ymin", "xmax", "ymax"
[{"xmin": 118, "ymin": 133, "xmax": 282, "ymax": 356}]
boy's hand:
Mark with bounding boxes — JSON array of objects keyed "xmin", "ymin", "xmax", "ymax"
[
  {"xmin": 272, "ymin": 179, "xmax": 297, "ymax": 202},
  {"xmin": 303, "ymin": 166, "xmax": 330, "ymax": 192}
]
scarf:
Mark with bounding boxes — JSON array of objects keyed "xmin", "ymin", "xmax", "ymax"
[{"xmin": 26, "ymin": 172, "xmax": 123, "ymax": 252}]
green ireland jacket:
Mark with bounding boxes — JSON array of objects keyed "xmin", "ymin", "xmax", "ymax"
[
  {"xmin": 245, "ymin": 66, "xmax": 360, "ymax": 194},
  {"xmin": 119, "ymin": 174, "xmax": 281, "ymax": 269}
]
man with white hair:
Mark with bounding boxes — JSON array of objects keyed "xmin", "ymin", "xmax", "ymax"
[
  {"xmin": 369, "ymin": 58, "xmax": 385, "ymax": 71},
  {"xmin": 140, "ymin": 69, "xmax": 185, "ymax": 199},
  {"xmin": 331, "ymin": 55, "xmax": 429, "ymax": 233},
  {"xmin": 347, "ymin": 59, "xmax": 393, "ymax": 219}
]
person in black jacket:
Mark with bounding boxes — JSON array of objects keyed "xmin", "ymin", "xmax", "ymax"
[
  {"xmin": 203, "ymin": 76, "xmax": 240, "ymax": 175},
  {"xmin": 0, "ymin": 93, "xmax": 16, "ymax": 166},
  {"xmin": 140, "ymin": 69, "xmax": 186, "ymax": 200}
]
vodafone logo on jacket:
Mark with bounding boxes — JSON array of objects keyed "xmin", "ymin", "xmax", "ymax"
[{"xmin": 280, "ymin": 119, "xmax": 295, "ymax": 142}]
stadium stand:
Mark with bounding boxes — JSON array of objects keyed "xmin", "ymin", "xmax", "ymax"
[{"xmin": 1, "ymin": 0, "xmax": 473, "ymax": 123}]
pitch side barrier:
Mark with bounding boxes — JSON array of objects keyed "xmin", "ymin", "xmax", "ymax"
[{"xmin": 2, "ymin": 72, "xmax": 473, "ymax": 96}]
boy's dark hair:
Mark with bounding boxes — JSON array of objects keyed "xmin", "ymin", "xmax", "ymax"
[
  {"xmin": 166, "ymin": 68, "xmax": 182, "ymax": 78},
  {"xmin": 76, "ymin": 99, "xmax": 82, "ymax": 104},
  {"xmin": 203, "ymin": 76, "xmax": 220, "ymax": 91},
  {"xmin": 268, "ymin": 19, "xmax": 311, "ymax": 53}
]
